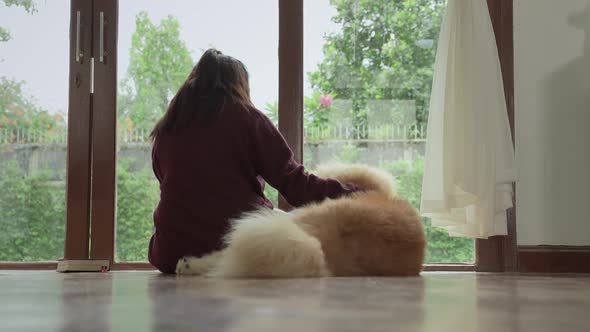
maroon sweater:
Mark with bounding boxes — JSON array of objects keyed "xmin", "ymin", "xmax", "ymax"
[{"xmin": 148, "ymin": 103, "xmax": 358, "ymax": 273}]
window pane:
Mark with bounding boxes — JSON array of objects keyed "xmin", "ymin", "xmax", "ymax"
[
  {"xmin": 116, "ymin": 1, "xmax": 278, "ymax": 261},
  {"xmin": 0, "ymin": 2, "xmax": 69, "ymax": 261},
  {"xmin": 303, "ymin": 0, "xmax": 474, "ymax": 263}
]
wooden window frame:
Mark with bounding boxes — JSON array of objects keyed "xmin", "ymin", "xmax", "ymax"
[{"xmin": 0, "ymin": 0, "xmax": 515, "ymax": 272}]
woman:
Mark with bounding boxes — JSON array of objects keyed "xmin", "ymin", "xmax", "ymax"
[{"xmin": 148, "ymin": 49, "xmax": 359, "ymax": 273}]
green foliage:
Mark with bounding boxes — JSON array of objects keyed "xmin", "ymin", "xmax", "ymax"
[
  {"xmin": 0, "ymin": 156, "xmax": 160, "ymax": 262},
  {"xmin": 115, "ymin": 159, "xmax": 159, "ymax": 261},
  {"xmin": 258, "ymin": 109, "xmax": 280, "ymax": 208},
  {"xmin": 334, "ymin": 143, "xmax": 360, "ymax": 163},
  {"xmin": 118, "ymin": 12, "xmax": 194, "ymax": 132},
  {"xmin": 263, "ymin": 101, "xmax": 279, "ymax": 125},
  {"xmin": 380, "ymin": 156, "xmax": 474, "ymax": 263},
  {"xmin": 305, "ymin": 91, "xmax": 332, "ymax": 129},
  {"xmin": 0, "ymin": 28, "xmax": 9, "ymax": 43},
  {"xmin": 266, "ymin": 90, "xmax": 337, "ymax": 131},
  {"xmin": 1, "ymin": 0, "xmax": 37, "ymax": 42},
  {"xmin": 0, "ymin": 2, "xmax": 65, "ymax": 134},
  {"xmin": 0, "ymin": 158, "xmax": 65, "ymax": 261},
  {"xmin": 2, "ymin": 0, "xmax": 35, "ymax": 11},
  {"xmin": 308, "ymin": 0, "xmax": 445, "ymax": 125},
  {"xmin": 263, "ymin": 184, "xmax": 279, "ymax": 209},
  {"xmin": 0, "ymin": 77, "xmax": 65, "ymax": 131}
]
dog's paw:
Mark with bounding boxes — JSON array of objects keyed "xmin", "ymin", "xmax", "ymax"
[
  {"xmin": 175, "ymin": 256, "xmax": 204, "ymax": 275},
  {"xmin": 175, "ymin": 252, "xmax": 223, "ymax": 275}
]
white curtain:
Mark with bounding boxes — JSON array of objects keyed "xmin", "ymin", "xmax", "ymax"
[{"xmin": 420, "ymin": 0, "xmax": 517, "ymax": 239}]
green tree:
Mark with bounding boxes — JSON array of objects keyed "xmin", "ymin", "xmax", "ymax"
[
  {"xmin": 118, "ymin": 11, "xmax": 194, "ymax": 132},
  {"xmin": 116, "ymin": 159, "xmax": 159, "ymax": 261},
  {"xmin": 0, "ymin": 0, "xmax": 67, "ymax": 262},
  {"xmin": 1, "ymin": 0, "xmax": 36, "ymax": 42},
  {"xmin": 0, "ymin": 77, "xmax": 65, "ymax": 133},
  {"xmin": 263, "ymin": 101, "xmax": 279, "ymax": 125},
  {"xmin": 0, "ymin": 1, "xmax": 63, "ymax": 136},
  {"xmin": 308, "ymin": 0, "xmax": 445, "ymax": 128},
  {"xmin": 0, "ymin": 158, "xmax": 65, "ymax": 261}
]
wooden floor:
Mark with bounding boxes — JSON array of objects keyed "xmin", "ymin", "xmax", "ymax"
[{"xmin": 1, "ymin": 271, "xmax": 589, "ymax": 332}]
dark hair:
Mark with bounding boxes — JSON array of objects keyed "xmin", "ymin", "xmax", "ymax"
[{"xmin": 150, "ymin": 48, "xmax": 252, "ymax": 141}]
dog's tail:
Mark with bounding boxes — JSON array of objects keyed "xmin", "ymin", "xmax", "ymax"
[
  {"xmin": 208, "ymin": 209, "xmax": 329, "ymax": 278},
  {"xmin": 315, "ymin": 163, "xmax": 396, "ymax": 197}
]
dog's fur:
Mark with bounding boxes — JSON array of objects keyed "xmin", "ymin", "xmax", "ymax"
[{"xmin": 176, "ymin": 164, "xmax": 426, "ymax": 277}]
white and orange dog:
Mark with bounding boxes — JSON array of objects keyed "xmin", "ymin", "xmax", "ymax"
[{"xmin": 176, "ymin": 164, "xmax": 426, "ymax": 278}]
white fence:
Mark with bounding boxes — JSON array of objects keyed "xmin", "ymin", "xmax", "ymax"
[
  {"xmin": 304, "ymin": 124, "xmax": 426, "ymax": 142},
  {"xmin": 0, "ymin": 128, "xmax": 67, "ymax": 144},
  {"xmin": 1, "ymin": 124, "xmax": 427, "ymax": 145}
]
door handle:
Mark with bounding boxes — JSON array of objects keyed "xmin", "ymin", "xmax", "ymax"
[{"xmin": 99, "ymin": 11, "xmax": 105, "ymax": 63}]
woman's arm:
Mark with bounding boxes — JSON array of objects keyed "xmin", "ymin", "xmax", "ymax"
[{"xmin": 250, "ymin": 109, "xmax": 359, "ymax": 207}]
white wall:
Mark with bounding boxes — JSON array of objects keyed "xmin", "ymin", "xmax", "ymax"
[{"xmin": 515, "ymin": 0, "xmax": 590, "ymax": 245}]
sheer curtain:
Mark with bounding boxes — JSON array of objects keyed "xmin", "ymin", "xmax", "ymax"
[{"xmin": 420, "ymin": 0, "xmax": 517, "ymax": 238}]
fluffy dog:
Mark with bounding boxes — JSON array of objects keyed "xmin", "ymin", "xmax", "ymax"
[{"xmin": 176, "ymin": 164, "xmax": 426, "ymax": 277}]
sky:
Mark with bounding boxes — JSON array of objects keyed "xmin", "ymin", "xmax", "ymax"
[{"xmin": 0, "ymin": 0, "xmax": 340, "ymax": 118}]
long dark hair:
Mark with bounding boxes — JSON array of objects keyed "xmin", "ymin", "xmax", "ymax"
[{"xmin": 150, "ymin": 49, "xmax": 252, "ymax": 141}]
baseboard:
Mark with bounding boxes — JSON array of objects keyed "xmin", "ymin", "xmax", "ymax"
[
  {"xmin": 111, "ymin": 262, "xmax": 156, "ymax": 270},
  {"xmin": 518, "ymin": 246, "xmax": 590, "ymax": 273},
  {"xmin": 0, "ymin": 262, "xmax": 57, "ymax": 270},
  {"xmin": 56, "ymin": 259, "xmax": 110, "ymax": 272},
  {"xmin": 423, "ymin": 264, "xmax": 475, "ymax": 272}
]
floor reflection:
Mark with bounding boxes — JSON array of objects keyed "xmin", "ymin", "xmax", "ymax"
[
  {"xmin": 2, "ymin": 271, "xmax": 587, "ymax": 332},
  {"xmin": 60, "ymin": 273, "xmax": 113, "ymax": 332}
]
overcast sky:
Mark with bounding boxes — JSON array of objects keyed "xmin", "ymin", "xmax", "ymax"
[{"xmin": 0, "ymin": 0, "xmax": 339, "ymax": 118}]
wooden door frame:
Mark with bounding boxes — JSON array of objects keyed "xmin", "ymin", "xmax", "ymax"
[
  {"xmin": 0, "ymin": 0, "xmax": 94, "ymax": 268},
  {"xmin": 89, "ymin": 0, "xmax": 118, "ymax": 263},
  {"xmin": 63, "ymin": 0, "xmax": 93, "ymax": 260},
  {"xmin": 476, "ymin": 0, "xmax": 517, "ymax": 272}
]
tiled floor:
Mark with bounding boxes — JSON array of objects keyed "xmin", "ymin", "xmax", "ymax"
[{"xmin": 1, "ymin": 271, "xmax": 589, "ymax": 332}]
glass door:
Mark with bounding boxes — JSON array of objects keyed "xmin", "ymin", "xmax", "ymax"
[
  {"xmin": 302, "ymin": 0, "xmax": 475, "ymax": 263},
  {"xmin": 0, "ymin": 0, "xmax": 72, "ymax": 262},
  {"xmin": 114, "ymin": 1, "xmax": 279, "ymax": 261},
  {"xmin": 59, "ymin": 0, "xmax": 511, "ymax": 271}
]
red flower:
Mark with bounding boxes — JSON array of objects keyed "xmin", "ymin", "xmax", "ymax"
[{"xmin": 318, "ymin": 94, "xmax": 334, "ymax": 108}]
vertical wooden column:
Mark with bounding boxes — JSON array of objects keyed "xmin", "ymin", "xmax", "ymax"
[
  {"xmin": 278, "ymin": 0, "xmax": 304, "ymax": 210},
  {"xmin": 89, "ymin": 0, "xmax": 118, "ymax": 262},
  {"xmin": 64, "ymin": 0, "xmax": 93, "ymax": 260},
  {"xmin": 476, "ymin": 0, "xmax": 517, "ymax": 272}
]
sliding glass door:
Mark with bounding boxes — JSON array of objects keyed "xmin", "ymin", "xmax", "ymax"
[
  {"xmin": 114, "ymin": 1, "xmax": 279, "ymax": 261},
  {"xmin": 0, "ymin": 0, "xmax": 513, "ymax": 271},
  {"xmin": 0, "ymin": 1, "xmax": 71, "ymax": 262},
  {"xmin": 302, "ymin": 0, "xmax": 475, "ymax": 263}
]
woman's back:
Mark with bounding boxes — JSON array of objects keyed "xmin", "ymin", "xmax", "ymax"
[
  {"xmin": 153, "ymin": 103, "xmax": 272, "ymax": 227},
  {"xmin": 147, "ymin": 49, "xmax": 357, "ymax": 273}
]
